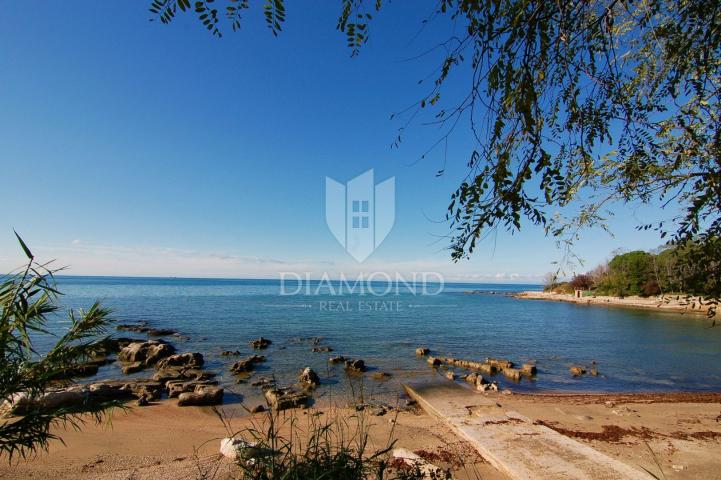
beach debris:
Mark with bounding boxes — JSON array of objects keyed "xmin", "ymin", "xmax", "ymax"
[
  {"xmin": 445, "ymin": 371, "xmax": 456, "ymax": 381},
  {"xmin": 136, "ymin": 394, "xmax": 149, "ymax": 406},
  {"xmin": 391, "ymin": 448, "xmax": 450, "ymax": 479},
  {"xmin": 177, "ymin": 385, "xmax": 224, "ymax": 406},
  {"xmin": 415, "ymin": 347, "xmax": 430, "ymax": 356},
  {"xmin": 230, "ymin": 355, "xmax": 266, "ymax": 374},
  {"xmin": 264, "ymin": 387, "xmax": 311, "ymax": 411},
  {"xmin": 118, "ymin": 340, "xmax": 175, "ymax": 369},
  {"xmin": 570, "ymin": 366, "xmax": 586, "ymax": 376},
  {"xmin": 372, "ymin": 371, "xmax": 392, "ymax": 381},
  {"xmin": 299, "ymin": 367, "xmax": 321, "ymax": 388},
  {"xmin": 311, "ymin": 346, "xmax": 333, "ymax": 352},
  {"xmin": 221, "ymin": 350, "xmax": 241, "ymax": 356},
  {"xmin": 155, "ymin": 352, "xmax": 204, "ymax": 370},
  {"xmin": 250, "ymin": 337, "xmax": 272, "ymax": 349},
  {"xmin": 344, "ymin": 358, "xmax": 367, "ymax": 373},
  {"xmin": 328, "ymin": 355, "xmax": 348, "ymax": 364},
  {"xmin": 486, "ymin": 357, "xmax": 514, "ymax": 369}
]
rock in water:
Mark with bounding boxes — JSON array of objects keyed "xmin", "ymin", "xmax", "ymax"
[
  {"xmin": 249, "ymin": 337, "xmax": 272, "ymax": 349},
  {"xmin": 570, "ymin": 366, "xmax": 586, "ymax": 376},
  {"xmin": 118, "ymin": 340, "xmax": 175, "ymax": 368},
  {"xmin": 344, "ymin": 359, "xmax": 366, "ymax": 373},
  {"xmin": 298, "ymin": 367, "xmax": 320, "ymax": 388},
  {"xmin": 155, "ymin": 352, "xmax": 204, "ymax": 370},
  {"xmin": 486, "ymin": 357, "xmax": 514, "ymax": 369},
  {"xmin": 415, "ymin": 347, "xmax": 430, "ymax": 356},
  {"xmin": 521, "ymin": 363, "xmax": 537, "ymax": 376},
  {"xmin": 230, "ymin": 355, "xmax": 266, "ymax": 374},
  {"xmin": 221, "ymin": 350, "xmax": 241, "ymax": 356},
  {"xmin": 502, "ymin": 368, "xmax": 523, "ymax": 382}
]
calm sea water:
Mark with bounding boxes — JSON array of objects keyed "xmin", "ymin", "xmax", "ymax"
[{"xmin": 40, "ymin": 276, "xmax": 721, "ymax": 403}]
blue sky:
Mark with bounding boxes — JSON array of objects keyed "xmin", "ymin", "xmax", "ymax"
[{"xmin": 0, "ymin": 1, "xmax": 671, "ymax": 282}]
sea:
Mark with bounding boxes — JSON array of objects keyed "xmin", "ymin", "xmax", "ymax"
[{"xmin": 37, "ymin": 276, "xmax": 721, "ymax": 405}]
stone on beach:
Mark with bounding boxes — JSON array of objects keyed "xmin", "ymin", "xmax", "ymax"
[
  {"xmin": 2, "ymin": 380, "xmax": 164, "ymax": 416},
  {"xmin": 264, "ymin": 387, "xmax": 311, "ymax": 411},
  {"xmin": 220, "ymin": 437, "xmax": 275, "ymax": 460},
  {"xmin": 445, "ymin": 371, "xmax": 456, "ymax": 381},
  {"xmin": 167, "ymin": 379, "xmax": 218, "ymax": 398},
  {"xmin": 177, "ymin": 385, "xmax": 224, "ymax": 406}
]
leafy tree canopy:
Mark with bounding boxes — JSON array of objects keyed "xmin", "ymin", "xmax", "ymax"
[{"xmin": 150, "ymin": 0, "xmax": 721, "ymax": 273}]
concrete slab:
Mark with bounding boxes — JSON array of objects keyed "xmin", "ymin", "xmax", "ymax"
[{"xmin": 403, "ymin": 381, "xmax": 653, "ymax": 480}]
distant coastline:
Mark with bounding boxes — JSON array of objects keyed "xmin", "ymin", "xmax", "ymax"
[{"xmin": 515, "ymin": 291, "xmax": 713, "ymax": 315}]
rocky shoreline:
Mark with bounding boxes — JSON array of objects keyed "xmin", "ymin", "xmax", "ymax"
[{"xmin": 515, "ymin": 290, "xmax": 715, "ymax": 315}]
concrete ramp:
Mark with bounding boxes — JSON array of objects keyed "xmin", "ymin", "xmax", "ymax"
[{"xmin": 403, "ymin": 381, "xmax": 652, "ymax": 480}]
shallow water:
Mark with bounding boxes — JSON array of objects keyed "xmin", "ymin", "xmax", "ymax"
[{"xmin": 40, "ymin": 276, "xmax": 721, "ymax": 403}]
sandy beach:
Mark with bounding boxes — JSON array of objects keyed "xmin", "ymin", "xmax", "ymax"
[{"xmin": 2, "ymin": 391, "xmax": 720, "ymax": 479}]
